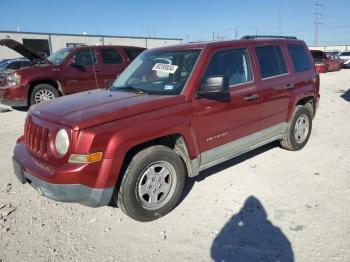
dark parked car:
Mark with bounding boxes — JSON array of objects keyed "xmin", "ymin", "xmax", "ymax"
[
  {"xmin": 0, "ymin": 58, "xmax": 30, "ymax": 72},
  {"xmin": 13, "ymin": 36, "xmax": 319, "ymax": 221},
  {"xmin": 0, "ymin": 39, "xmax": 145, "ymax": 106},
  {"xmin": 311, "ymin": 50, "xmax": 342, "ymax": 73}
]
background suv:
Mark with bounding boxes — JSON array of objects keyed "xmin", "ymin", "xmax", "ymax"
[{"xmin": 0, "ymin": 39, "xmax": 145, "ymax": 106}]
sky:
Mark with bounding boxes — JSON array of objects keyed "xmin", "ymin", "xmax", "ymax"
[{"xmin": 1, "ymin": 0, "xmax": 349, "ymax": 45}]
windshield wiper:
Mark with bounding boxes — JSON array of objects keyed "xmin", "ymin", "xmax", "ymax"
[{"xmin": 116, "ymin": 85, "xmax": 147, "ymax": 94}]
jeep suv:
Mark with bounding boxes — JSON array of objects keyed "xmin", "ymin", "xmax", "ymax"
[
  {"xmin": 0, "ymin": 39, "xmax": 145, "ymax": 106},
  {"xmin": 12, "ymin": 36, "xmax": 320, "ymax": 221}
]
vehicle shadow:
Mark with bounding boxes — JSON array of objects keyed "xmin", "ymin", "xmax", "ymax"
[
  {"xmin": 180, "ymin": 141, "xmax": 278, "ymax": 203},
  {"xmin": 11, "ymin": 106, "xmax": 28, "ymax": 112},
  {"xmin": 339, "ymin": 89, "xmax": 350, "ymax": 102},
  {"xmin": 211, "ymin": 196, "xmax": 294, "ymax": 262}
]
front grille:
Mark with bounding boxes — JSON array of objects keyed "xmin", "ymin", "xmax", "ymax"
[{"xmin": 24, "ymin": 118, "xmax": 49, "ymax": 158}]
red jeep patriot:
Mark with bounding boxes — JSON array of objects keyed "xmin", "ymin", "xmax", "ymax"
[
  {"xmin": 13, "ymin": 36, "xmax": 320, "ymax": 221},
  {"xmin": 0, "ymin": 39, "xmax": 145, "ymax": 106}
]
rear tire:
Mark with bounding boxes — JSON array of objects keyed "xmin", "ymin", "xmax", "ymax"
[
  {"xmin": 30, "ymin": 84, "xmax": 60, "ymax": 106},
  {"xmin": 280, "ymin": 105, "xmax": 312, "ymax": 151},
  {"xmin": 115, "ymin": 145, "xmax": 186, "ymax": 222}
]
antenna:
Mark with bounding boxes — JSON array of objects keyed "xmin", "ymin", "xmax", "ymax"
[
  {"xmin": 314, "ymin": 0, "xmax": 323, "ymax": 46},
  {"xmin": 89, "ymin": 46, "xmax": 99, "ymax": 89}
]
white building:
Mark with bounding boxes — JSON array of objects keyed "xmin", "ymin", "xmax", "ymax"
[{"xmin": 0, "ymin": 31, "xmax": 182, "ymax": 59}]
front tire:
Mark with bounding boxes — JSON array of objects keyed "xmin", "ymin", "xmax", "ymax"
[
  {"xmin": 116, "ymin": 145, "xmax": 186, "ymax": 222},
  {"xmin": 280, "ymin": 105, "xmax": 312, "ymax": 151},
  {"xmin": 30, "ymin": 84, "xmax": 60, "ymax": 106}
]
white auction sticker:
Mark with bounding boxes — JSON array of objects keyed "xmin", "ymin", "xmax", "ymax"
[{"xmin": 152, "ymin": 63, "xmax": 179, "ymax": 74}]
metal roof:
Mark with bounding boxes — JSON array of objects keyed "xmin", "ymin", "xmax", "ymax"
[{"xmin": 0, "ymin": 30, "xmax": 182, "ymax": 41}]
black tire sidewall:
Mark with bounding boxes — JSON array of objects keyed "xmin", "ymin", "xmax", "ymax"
[
  {"xmin": 118, "ymin": 146, "xmax": 185, "ymax": 222},
  {"xmin": 30, "ymin": 84, "xmax": 60, "ymax": 105},
  {"xmin": 289, "ymin": 106, "xmax": 312, "ymax": 150}
]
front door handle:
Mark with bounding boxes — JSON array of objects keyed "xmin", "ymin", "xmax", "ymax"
[
  {"xmin": 244, "ymin": 94, "xmax": 259, "ymax": 101},
  {"xmin": 286, "ymin": 83, "xmax": 295, "ymax": 90}
]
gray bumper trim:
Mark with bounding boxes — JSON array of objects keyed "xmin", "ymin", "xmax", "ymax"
[{"xmin": 24, "ymin": 172, "xmax": 114, "ymax": 207}]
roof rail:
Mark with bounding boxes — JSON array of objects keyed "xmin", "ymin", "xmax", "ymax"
[{"xmin": 240, "ymin": 35, "xmax": 297, "ymax": 40}]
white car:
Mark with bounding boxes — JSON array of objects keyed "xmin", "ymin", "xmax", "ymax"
[{"xmin": 339, "ymin": 51, "xmax": 350, "ymax": 68}]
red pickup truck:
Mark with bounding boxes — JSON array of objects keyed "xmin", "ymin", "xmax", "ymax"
[
  {"xmin": 13, "ymin": 36, "xmax": 320, "ymax": 221},
  {"xmin": 0, "ymin": 39, "xmax": 145, "ymax": 106}
]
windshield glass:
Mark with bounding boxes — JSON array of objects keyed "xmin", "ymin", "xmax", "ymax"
[
  {"xmin": 340, "ymin": 52, "xmax": 350, "ymax": 56},
  {"xmin": 110, "ymin": 49, "xmax": 201, "ymax": 95},
  {"xmin": 47, "ymin": 48, "xmax": 72, "ymax": 64},
  {"xmin": 0, "ymin": 61, "xmax": 9, "ymax": 68}
]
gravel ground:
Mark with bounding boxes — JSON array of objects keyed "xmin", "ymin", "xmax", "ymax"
[{"xmin": 0, "ymin": 70, "xmax": 350, "ymax": 262}]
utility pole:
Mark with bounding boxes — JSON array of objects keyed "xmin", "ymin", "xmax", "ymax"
[
  {"xmin": 314, "ymin": 0, "xmax": 323, "ymax": 46},
  {"xmin": 212, "ymin": 32, "xmax": 215, "ymax": 41},
  {"xmin": 235, "ymin": 29, "xmax": 238, "ymax": 39}
]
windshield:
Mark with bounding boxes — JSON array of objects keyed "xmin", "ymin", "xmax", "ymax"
[
  {"xmin": 340, "ymin": 52, "xmax": 350, "ymax": 56},
  {"xmin": 47, "ymin": 48, "xmax": 72, "ymax": 64},
  {"xmin": 110, "ymin": 49, "xmax": 201, "ymax": 95}
]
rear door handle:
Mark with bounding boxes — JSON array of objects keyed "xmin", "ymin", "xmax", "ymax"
[
  {"xmin": 286, "ymin": 83, "xmax": 295, "ymax": 90},
  {"xmin": 244, "ymin": 94, "xmax": 259, "ymax": 101}
]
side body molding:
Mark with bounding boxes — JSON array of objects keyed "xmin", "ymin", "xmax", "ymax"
[{"xmin": 189, "ymin": 122, "xmax": 288, "ymax": 177}]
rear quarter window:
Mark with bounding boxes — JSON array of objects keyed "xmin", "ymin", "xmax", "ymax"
[{"xmin": 287, "ymin": 44, "xmax": 312, "ymax": 72}]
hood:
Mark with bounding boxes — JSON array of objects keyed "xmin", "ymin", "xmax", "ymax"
[
  {"xmin": 0, "ymin": 39, "xmax": 50, "ymax": 62},
  {"xmin": 30, "ymin": 89, "xmax": 185, "ymax": 130}
]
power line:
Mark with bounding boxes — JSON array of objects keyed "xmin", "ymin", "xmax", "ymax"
[{"xmin": 314, "ymin": 0, "xmax": 323, "ymax": 46}]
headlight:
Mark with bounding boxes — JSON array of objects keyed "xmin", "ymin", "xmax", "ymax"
[
  {"xmin": 55, "ymin": 129, "xmax": 69, "ymax": 155},
  {"xmin": 6, "ymin": 73, "xmax": 21, "ymax": 86}
]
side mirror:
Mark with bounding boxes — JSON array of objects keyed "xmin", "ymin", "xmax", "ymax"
[{"xmin": 198, "ymin": 76, "xmax": 230, "ymax": 101}]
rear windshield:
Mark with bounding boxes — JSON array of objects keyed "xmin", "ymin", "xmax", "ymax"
[
  {"xmin": 311, "ymin": 51, "xmax": 325, "ymax": 63},
  {"xmin": 287, "ymin": 44, "xmax": 312, "ymax": 72}
]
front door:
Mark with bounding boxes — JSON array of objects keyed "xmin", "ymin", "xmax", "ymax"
[
  {"xmin": 63, "ymin": 48, "xmax": 99, "ymax": 94},
  {"xmin": 192, "ymin": 47, "xmax": 262, "ymax": 166}
]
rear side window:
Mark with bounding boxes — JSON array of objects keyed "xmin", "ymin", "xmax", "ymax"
[
  {"xmin": 255, "ymin": 46, "xmax": 288, "ymax": 79},
  {"xmin": 74, "ymin": 49, "xmax": 97, "ymax": 66},
  {"xmin": 124, "ymin": 48, "xmax": 144, "ymax": 60},
  {"xmin": 203, "ymin": 48, "xmax": 253, "ymax": 86},
  {"xmin": 100, "ymin": 49, "xmax": 122, "ymax": 64},
  {"xmin": 287, "ymin": 44, "xmax": 312, "ymax": 72}
]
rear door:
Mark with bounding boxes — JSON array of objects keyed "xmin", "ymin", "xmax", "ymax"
[
  {"xmin": 254, "ymin": 44, "xmax": 292, "ymax": 130},
  {"xmin": 192, "ymin": 46, "xmax": 262, "ymax": 165},
  {"xmin": 63, "ymin": 47, "xmax": 99, "ymax": 94},
  {"xmin": 97, "ymin": 47, "xmax": 127, "ymax": 88}
]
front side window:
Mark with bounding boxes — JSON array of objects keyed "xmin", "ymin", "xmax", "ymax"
[
  {"xmin": 111, "ymin": 49, "xmax": 200, "ymax": 95},
  {"xmin": 203, "ymin": 48, "xmax": 252, "ymax": 86},
  {"xmin": 73, "ymin": 49, "xmax": 97, "ymax": 66},
  {"xmin": 47, "ymin": 48, "xmax": 72, "ymax": 65},
  {"xmin": 256, "ymin": 46, "xmax": 288, "ymax": 79},
  {"xmin": 287, "ymin": 44, "xmax": 312, "ymax": 72},
  {"xmin": 101, "ymin": 48, "xmax": 122, "ymax": 64}
]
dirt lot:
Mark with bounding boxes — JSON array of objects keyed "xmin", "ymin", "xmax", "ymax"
[{"xmin": 0, "ymin": 70, "xmax": 349, "ymax": 262}]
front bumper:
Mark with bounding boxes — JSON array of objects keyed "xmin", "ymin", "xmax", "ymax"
[
  {"xmin": 13, "ymin": 141, "xmax": 116, "ymax": 207},
  {"xmin": 14, "ymin": 163, "xmax": 113, "ymax": 207},
  {"xmin": 0, "ymin": 84, "xmax": 28, "ymax": 107}
]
